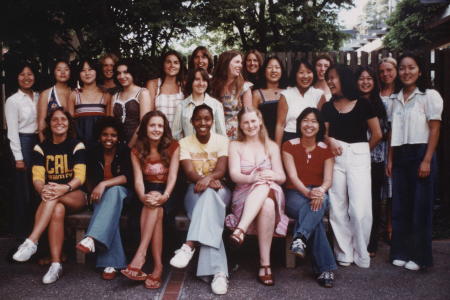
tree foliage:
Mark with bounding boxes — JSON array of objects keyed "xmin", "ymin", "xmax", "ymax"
[
  {"xmin": 383, "ymin": 0, "xmax": 447, "ymax": 51},
  {"xmin": 194, "ymin": 0, "xmax": 353, "ymax": 52}
]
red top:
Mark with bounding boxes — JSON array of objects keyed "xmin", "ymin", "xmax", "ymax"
[
  {"xmin": 282, "ymin": 138, "xmax": 334, "ymax": 189},
  {"xmin": 103, "ymin": 163, "xmax": 113, "ymax": 180},
  {"xmin": 132, "ymin": 140, "xmax": 179, "ymax": 183}
]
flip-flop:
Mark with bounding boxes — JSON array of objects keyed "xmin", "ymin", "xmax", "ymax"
[
  {"xmin": 121, "ymin": 265, "xmax": 147, "ymax": 281},
  {"xmin": 144, "ymin": 274, "xmax": 162, "ymax": 289}
]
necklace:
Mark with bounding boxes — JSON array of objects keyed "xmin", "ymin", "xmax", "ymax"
[{"xmin": 306, "ymin": 152, "xmax": 312, "ymax": 164}]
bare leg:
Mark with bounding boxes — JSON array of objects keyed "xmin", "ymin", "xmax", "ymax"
[
  {"xmin": 256, "ymin": 198, "xmax": 275, "ymax": 276},
  {"xmin": 148, "ymin": 208, "xmax": 164, "ymax": 284},
  {"xmin": 47, "ymin": 190, "xmax": 85, "ymax": 263},
  {"xmin": 128, "ymin": 206, "xmax": 161, "ymax": 269},
  {"xmin": 29, "ymin": 190, "xmax": 85, "ymax": 244},
  {"xmin": 236, "ymin": 184, "xmax": 270, "ymax": 233},
  {"xmin": 48, "ymin": 203, "xmax": 65, "ymax": 263}
]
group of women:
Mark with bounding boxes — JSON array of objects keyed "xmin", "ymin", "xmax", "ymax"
[{"xmin": 5, "ymin": 47, "xmax": 443, "ymax": 294}]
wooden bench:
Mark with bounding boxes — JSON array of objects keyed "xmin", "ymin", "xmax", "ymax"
[
  {"xmin": 66, "ymin": 211, "xmax": 128, "ymax": 264},
  {"xmin": 67, "ymin": 211, "xmax": 329, "ymax": 268}
]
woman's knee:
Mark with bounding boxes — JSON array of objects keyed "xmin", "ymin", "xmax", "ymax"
[
  {"xmin": 51, "ymin": 203, "xmax": 66, "ymax": 221},
  {"xmin": 260, "ymin": 198, "xmax": 275, "ymax": 216}
]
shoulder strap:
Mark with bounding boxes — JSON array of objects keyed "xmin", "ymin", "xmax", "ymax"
[
  {"xmin": 258, "ymin": 89, "xmax": 266, "ymax": 103},
  {"xmin": 135, "ymin": 88, "xmax": 143, "ymax": 99}
]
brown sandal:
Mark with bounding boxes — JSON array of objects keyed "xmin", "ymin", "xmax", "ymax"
[
  {"xmin": 144, "ymin": 274, "xmax": 162, "ymax": 289},
  {"xmin": 229, "ymin": 227, "xmax": 245, "ymax": 247},
  {"xmin": 121, "ymin": 265, "xmax": 147, "ymax": 281},
  {"xmin": 258, "ymin": 265, "xmax": 274, "ymax": 286}
]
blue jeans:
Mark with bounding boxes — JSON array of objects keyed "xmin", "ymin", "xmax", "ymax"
[
  {"xmin": 285, "ymin": 188, "xmax": 337, "ymax": 273},
  {"xmin": 86, "ymin": 186, "xmax": 129, "ymax": 268},
  {"xmin": 390, "ymin": 144, "xmax": 436, "ymax": 267}
]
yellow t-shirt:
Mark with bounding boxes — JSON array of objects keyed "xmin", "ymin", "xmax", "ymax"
[{"xmin": 179, "ymin": 132, "xmax": 229, "ymax": 176}]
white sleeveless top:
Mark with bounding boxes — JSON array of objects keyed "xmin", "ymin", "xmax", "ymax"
[
  {"xmin": 155, "ymin": 78, "xmax": 184, "ymax": 128},
  {"xmin": 281, "ymin": 86, "xmax": 323, "ymax": 133}
]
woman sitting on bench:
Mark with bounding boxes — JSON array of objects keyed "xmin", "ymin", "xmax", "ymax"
[
  {"xmin": 13, "ymin": 107, "xmax": 87, "ymax": 284},
  {"xmin": 76, "ymin": 117, "xmax": 132, "ymax": 280}
]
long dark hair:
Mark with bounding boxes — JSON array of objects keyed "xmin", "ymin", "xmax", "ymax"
[
  {"xmin": 326, "ymin": 64, "xmax": 359, "ymax": 101},
  {"xmin": 160, "ymin": 50, "xmax": 186, "ymax": 90},
  {"xmin": 296, "ymin": 107, "xmax": 325, "ymax": 142},
  {"xmin": 76, "ymin": 58, "xmax": 101, "ymax": 86},
  {"xmin": 44, "ymin": 107, "xmax": 76, "ymax": 142},
  {"xmin": 188, "ymin": 46, "xmax": 213, "ymax": 73},
  {"xmin": 135, "ymin": 111, "xmax": 173, "ymax": 167},
  {"xmin": 397, "ymin": 53, "xmax": 431, "ymax": 93},
  {"xmin": 355, "ymin": 66, "xmax": 387, "ymax": 119},
  {"xmin": 211, "ymin": 50, "xmax": 245, "ymax": 100},
  {"xmin": 289, "ymin": 59, "xmax": 317, "ymax": 88},
  {"xmin": 255, "ymin": 56, "xmax": 288, "ymax": 90},
  {"xmin": 114, "ymin": 58, "xmax": 143, "ymax": 87},
  {"xmin": 184, "ymin": 68, "xmax": 211, "ymax": 97}
]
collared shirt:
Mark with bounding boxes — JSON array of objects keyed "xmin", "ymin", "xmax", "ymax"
[
  {"xmin": 389, "ymin": 88, "xmax": 443, "ymax": 147},
  {"xmin": 5, "ymin": 90, "xmax": 39, "ymax": 160},
  {"xmin": 172, "ymin": 93, "xmax": 227, "ymax": 140},
  {"xmin": 281, "ymin": 86, "xmax": 323, "ymax": 133}
]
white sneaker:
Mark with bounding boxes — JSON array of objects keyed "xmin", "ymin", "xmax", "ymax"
[
  {"xmin": 337, "ymin": 261, "xmax": 351, "ymax": 267},
  {"xmin": 404, "ymin": 261, "xmax": 420, "ymax": 271},
  {"xmin": 42, "ymin": 262, "xmax": 63, "ymax": 284},
  {"xmin": 211, "ymin": 272, "xmax": 228, "ymax": 295},
  {"xmin": 13, "ymin": 239, "xmax": 37, "ymax": 262},
  {"xmin": 392, "ymin": 259, "xmax": 407, "ymax": 267},
  {"xmin": 170, "ymin": 244, "xmax": 195, "ymax": 268},
  {"xmin": 76, "ymin": 237, "xmax": 95, "ymax": 253}
]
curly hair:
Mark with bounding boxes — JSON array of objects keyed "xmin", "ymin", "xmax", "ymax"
[
  {"xmin": 44, "ymin": 107, "xmax": 76, "ymax": 142},
  {"xmin": 134, "ymin": 111, "xmax": 174, "ymax": 167},
  {"xmin": 94, "ymin": 116, "xmax": 124, "ymax": 142}
]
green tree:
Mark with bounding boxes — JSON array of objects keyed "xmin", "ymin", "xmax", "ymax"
[
  {"xmin": 192, "ymin": 0, "xmax": 353, "ymax": 52},
  {"xmin": 383, "ymin": 0, "xmax": 447, "ymax": 50}
]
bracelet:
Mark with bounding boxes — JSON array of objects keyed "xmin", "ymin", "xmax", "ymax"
[
  {"xmin": 163, "ymin": 192, "xmax": 170, "ymax": 199},
  {"xmin": 65, "ymin": 183, "xmax": 72, "ymax": 193}
]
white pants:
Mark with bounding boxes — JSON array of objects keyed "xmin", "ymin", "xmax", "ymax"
[{"xmin": 329, "ymin": 141, "xmax": 372, "ymax": 268}]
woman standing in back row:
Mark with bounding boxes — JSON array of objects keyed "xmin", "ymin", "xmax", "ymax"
[
  {"xmin": 387, "ymin": 54, "xmax": 443, "ymax": 271},
  {"xmin": 211, "ymin": 50, "xmax": 253, "ymax": 140}
]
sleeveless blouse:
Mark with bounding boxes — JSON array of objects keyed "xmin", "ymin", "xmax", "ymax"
[
  {"xmin": 47, "ymin": 86, "xmax": 62, "ymax": 112},
  {"xmin": 155, "ymin": 78, "xmax": 184, "ymax": 128},
  {"xmin": 219, "ymin": 81, "xmax": 253, "ymax": 140},
  {"xmin": 113, "ymin": 89, "xmax": 142, "ymax": 143},
  {"xmin": 257, "ymin": 89, "xmax": 281, "ymax": 140},
  {"xmin": 225, "ymin": 155, "xmax": 289, "ymax": 236},
  {"xmin": 74, "ymin": 90, "xmax": 106, "ymax": 117}
]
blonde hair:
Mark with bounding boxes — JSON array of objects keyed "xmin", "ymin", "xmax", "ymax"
[
  {"xmin": 237, "ymin": 106, "xmax": 270, "ymax": 153},
  {"xmin": 379, "ymin": 57, "xmax": 397, "ymax": 68}
]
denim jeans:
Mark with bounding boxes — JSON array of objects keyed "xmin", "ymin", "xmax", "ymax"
[
  {"xmin": 285, "ymin": 188, "xmax": 337, "ymax": 273},
  {"xmin": 86, "ymin": 186, "xmax": 129, "ymax": 268},
  {"xmin": 12, "ymin": 133, "xmax": 38, "ymax": 238},
  {"xmin": 390, "ymin": 144, "xmax": 436, "ymax": 267}
]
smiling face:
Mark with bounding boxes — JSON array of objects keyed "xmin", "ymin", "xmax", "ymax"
[
  {"xmin": 192, "ymin": 108, "xmax": 213, "ymax": 139},
  {"xmin": 379, "ymin": 62, "xmax": 397, "ymax": 86},
  {"xmin": 326, "ymin": 68, "xmax": 342, "ymax": 96},
  {"xmin": 245, "ymin": 53, "xmax": 260, "ymax": 74},
  {"xmin": 18, "ymin": 66, "xmax": 35, "ymax": 91},
  {"xmin": 147, "ymin": 116, "xmax": 165, "ymax": 142},
  {"xmin": 80, "ymin": 62, "xmax": 97, "ymax": 85},
  {"xmin": 228, "ymin": 54, "xmax": 243, "ymax": 78},
  {"xmin": 265, "ymin": 59, "xmax": 282, "ymax": 84},
  {"xmin": 315, "ymin": 58, "xmax": 331, "ymax": 81},
  {"xmin": 239, "ymin": 111, "xmax": 261, "ymax": 138},
  {"xmin": 300, "ymin": 112, "xmax": 319, "ymax": 139},
  {"xmin": 296, "ymin": 63, "xmax": 314, "ymax": 90},
  {"xmin": 54, "ymin": 62, "xmax": 70, "ymax": 83},
  {"xmin": 193, "ymin": 50, "xmax": 209, "ymax": 71},
  {"xmin": 357, "ymin": 70, "xmax": 374, "ymax": 95},
  {"xmin": 100, "ymin": 126, "xmax": 118, "ymax": 151},
  {"xmin": 399, "ymin": 57, "xmax": 421, "ymax": 88},
  {"xmin": 192, "ymin": 71, "xmax": 208, "ymax": 95},
  {"xmin": 102, "ymin": 57, "xmax": 115, "ymax": 80},
  {"xmin": 116, "ymin": 65, "xmax": 134, "ymax": 87},
  {"xmin": 50, "ymin": 110, "xmax": 69, "ymax": 137},
  {"xmin": 164, "ymin": 54, "xmax": 181, "ymax": 77}
]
